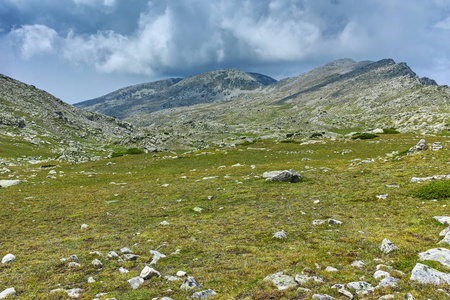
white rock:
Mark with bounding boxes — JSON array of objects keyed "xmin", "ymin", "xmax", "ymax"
[
  {"xmin": 177, "ymin": 271, "xmax": 187, "ymax": 277},
  {"xmin": 347, "ymin": 281, "xmax": 374, "ymax": 294},
  {"xmin": 328, "ymin": 219, "xmax": 342, "ymax": 225},
  {"xmin": 273, "ymin": 230, "xmax": 287, "ymax": 239},
  {"xmin": 150, "ymin": 250, "xmax": 166, "ymax": 265},
  {"xmin": 140, "ymin": 266, "xmax": 161, "ymax": 280},
  {"xmin": 378, "ymin": 276, "xmax": 399, "ymax": 288},
  {"xmin": 379, "ymin": 238, "xmax": 398, "ymax": 254},
  {"xmin": 312, "ymin": 294, "xmax": 334, "ymax": 300},
  {"xmin": 159, "ymin": 220, "xmax": 170, "ymax": 226},
  {"xmin": 440, "ymin": 226, "xmax": 450, "ymax": 236},
  {"xmin": 338, "ymin": 289, "xmax": 353, "ymax": 299},
  {"xmin": 0, "ymin": 287, "xmax": 16, "ymax": 299},
  {"xmin": 192, "ymin": 289, "xmax": 217, "ymax": 299},
  {"xmin": 128, "ymin": 276, "xmax": 144, "ymax": 289},
  {"xmin": 376, "ymin": 194, "xmax": 388, "ymax": 200},
  {"xmin": 0, "ymin": 180, "xmax": 21, "ymax": 188},
  {"xmin": 108, "ymin": 251, "xmax": 119, "ymax": 258},
  {"xmin": 264, "ymin": 272, "xmax": 297, "ymax": 290},
  {"xmin": 118, "ymin": 267, "xmax": 129, "ymax": 273},
  {"xmin": 92, "ymin": 259, "xmax": 103, "ymax": 267},
  {"xmin": 1, "ymin": 254, "xmax": 15, "ymax": 264},
  {"xmin": 350, "ymin": 260, "xmax": 366, "ymax": 268},
  {"xmin": 80, "ymin": 224, "xmax": 88, "ymax": 230},
  {"xmin": 180, "ymin": 276, "xmax": 203, "ymax": 290},
  {"xmin": 374, "ymin": 270, "xmax": 390, "ymax": 280},
  {"xmin": 325, "ymin": 266, "xmax": 339, "ymax": 272},
  {"xmin": 120, "ymin": 247, "xmax": 132, "ymax": 254},
  {"xmin": 193, "ymin": 207, "xmax": 203, "ymax": 212},
  {"xmin": 410, "ymin": 263, "xmax": 450, "ymax": 285},
  {"xmin": 69, "ymin": 262, "xmax": 81, "ymax": 268},
  {"xmin": 438, "ymin": 232, "xmax": 450, "ymax": 245},
  {"xmin": 312, "ymin": 219, "xmax": 326, "ymax": 225},
  {"xmin": 419, "ymin": 248, "xmax": 450, "ymax": 267},
  {"xmin": 88, "ymin": 277, "xmax": 96, "ymax": 283},
  {"xmin": 434, "ymin": 216, "xmax": 450, "ymax": 225}
]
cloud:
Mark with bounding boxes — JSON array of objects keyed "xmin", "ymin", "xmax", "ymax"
[
  {"xmin": 8, "ymin": 24, "xmax": 57, "ymax": 59},
  {"xmin": 435, "ymin": 16, "xmax": 450, "ymax": 30}
]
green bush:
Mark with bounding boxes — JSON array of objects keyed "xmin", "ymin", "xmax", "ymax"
[
  {"xmin": 310, "ymin": 132, "xmax": 323, "ymax": 139},
  {"xmin": 413, "ymin": 180, "xmax": 450, "ymax": 200},
  {"xmin": 111, "ymin": 148, "xmax": 144, "ymax": 158},
  {"xmin": 382, "ymin": 128, "xmax": 400, "ymax": 134},
  {"xmin": 352, "ymin": 133, "xmax": 379, "ymax": 140}
]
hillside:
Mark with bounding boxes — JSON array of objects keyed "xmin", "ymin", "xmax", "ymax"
[{"xmin": 75, "ymin": 69, "xmax": 277, "ymax": 119}]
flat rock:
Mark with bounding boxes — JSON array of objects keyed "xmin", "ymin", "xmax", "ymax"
[
  {"xmin": 374, "ymin": 270, "xmax": 390, "ymax": 280},
  {"xmin": 419, "ymin": 248, "xmax": 450, "ymax": 267},
  {"xmin": 50, "ymin": 288, "xmax": 83, "ymax": 298},
  {"xmin": 338, "ymin": 289, "xmax": 353, "ymax": 299},
  {"xmin": 150, "ymin": 250, "xmax": 166, "ymax": 265},
  {"xmin": 379, "ymin": 238, "xmax": 398, "ymax": 254},
  {"xmin": 434, "ymin": 216, "xmax": 450, "ymax": 225},
  {"xmin": 0, "ymin": 180, "xmax": 21, "ymax": 188},
  {"xmin": 128, "ymin": 276, "xmax": 144, "ymax": 289},
  {"xmin": 273, "ymin": 230, "xmax": 287, "ymax": 239},
  {"xmin": 312, "ymin": 294, "xmax": 334, "ymax": 300},
  {"xmin": 1, "ymin": 254, "xmax": 15, "ymax": 264},
  {"xmin": 438, "ymin": 233, "xmax": 450, "ymax": 245},
  {"xmin": 347, "ymin": 281, "xmax": 374, "ymax": 295},
  {"xmin": 91, "ymin": 259, "xmax": 103, "ymax": 267},
  {"xmin": 264, "ymin": 272, "xmax": 297, "ymax": 290},
  {"xmin": 410, "ymin": 263, "xmax": 450, "ymax": 285},
  {"xmin": 0, "ymin": 287, "xmax": 16, "ymax": 299},
  {"xmin": 350, "ymin": 260, "xmax": 366, "ymax": 268},
  {"xmin": 120, "ymin": 247, "xmax": 132, "ymax": 254},
  {"xmin": 180, "ymin": 276, "xmax": 202, "ymax": 290},
  {"xmin": 123, "ymin": 254, "xmax": 140, "ymax": 261},
  {"xmin": 440, "ymin": 226, "xmax": 450, "ymax": 237},
  {"xmin": 192, "ymin": 289, "xmax": 217, "ymax": 299},
  {"xmin": 378, "ymin": 276, "xmax": 399, "ymax": 288},
  {"xmin": 118, "ymin": 267, "xmax": 129, "ymax": 273},
  {"xmin": 328, "ymin": 219, "xmax": 342, "ymax": 225}
]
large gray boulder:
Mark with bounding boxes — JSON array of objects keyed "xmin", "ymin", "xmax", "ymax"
[
  {"xmin": 263, "ymin": 169, "xmax": 302, "ymax": 183},
  {"xmin": 419, "ymin": 248, "xmax": 450, "ymax": 267},
  {"xmin": 410, "ymin": 263, "xmax": 450, "ymax": 285},
  {"xmin": 264, "ymin": 272, "xmax": 297, "ymax": 290}
]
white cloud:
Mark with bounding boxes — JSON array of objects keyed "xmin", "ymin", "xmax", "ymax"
[{"xmin": 8, "ymin": 24, "xmax": 57, "ymax": 59}]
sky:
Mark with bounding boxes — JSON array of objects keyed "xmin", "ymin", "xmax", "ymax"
[{"xmin": 1, "ymin": 0, "xmax": 450, "ymax": 104}]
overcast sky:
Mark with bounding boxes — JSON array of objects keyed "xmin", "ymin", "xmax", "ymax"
[{"xmin": 1, "ymin": 0, "xmax": 450, "ymax": 104}]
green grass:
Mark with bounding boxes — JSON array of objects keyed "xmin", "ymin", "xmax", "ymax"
[
  {"xmin": 0, "ymin": 133, "xmax": 449, "ymax": 299},
  {"xmin": 413, "ymin": 180, "xmax": 450, "ymax": 200},
  {"xmin": 382, "ymin": 128, "xmax": 400, "ymax": 134},
  {"xmin": 352, "ymin": 133, "xmax": 379, "ymax": 140},
  {"xmin": 110, "ymin": 147, "xmax": 145, "ymax": 158}
]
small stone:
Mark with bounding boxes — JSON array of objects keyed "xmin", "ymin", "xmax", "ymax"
[
  {"xmin": 338, "ymin": 289, "xmax": 353, "ymax": 299},
  {"xmin": 207, "ymin": 196, "xmax": 213, "ymax": 200},
  {"xmin": 150, "ymin": 250, "xmax": 167, "ymax": 265},
  {"xmin": 376, "ymin": 194, "xmax": 388, "ymax": 200},
  {"xmin": 419, "ymin": 248, "xmax": 450, "ymax": 267},
  {"xmin": 69, "ymin": 254, "xmax": 79, "ymax": 261},
  {"xmin": 108, "ymin": 251, "xmax": 119, "ymax": 258},
  {"xmin": 177, "ymin": 271, "xmax": 187, "ymax": 277},
  {"xmin": 347, "ymin": 281, "xmax": 374, "ymax": 295},
  {"xmin": 88, "ymin": 277, "xmax": 96, "ymax": 283},
  {"xmin": 331, "ymin": 284, "xmax": 345, "ymax": 289},
  {"xmin": 328, "ymin": 219, "xmax": 342, "ymax": 225},
  {"xmin": 264, "ymin": 272, "xmax": 297, "ymax": 290},
  {"xmin": 379, "ymin": 238, "xmax": 398, "ymax": 254},
  {"xmin": 123, "ymin": 254, "xmax": 140, "ymax": 261},
  {"xmin": 350, "ymin": 260, "xmax": 366, "ymax": 268},
  {"xmin": 440, "ymin": 226, "xmax": 450, "ymax": 236},
  {"xmin": 378, "ymin": 276, "xmax": 399, "ymax": 288},
  {"xmin": 80, "ymin": 224, "xmax": 88, "ymax": 230},
  {"xmin": 128, "ymin": 276, "xmax": 144, "ymax": 289},
  {"xmin": 192, "ymin": 289, "xmax": 217, "ymax": 299},
  {"xmin": 374, "ymin": 270, "xmax": 390, "ymax": 280},
  {"xmin": 118, "ymin": 267, "xmax": 129, "ymax": 273},
  {"xmin": 325, "ymin": 266, "xmax": 338, "ymax": 272},
  {"xmin": 180, "ymin": 276, "xmax": 202, "ymax": 290},
  {"xmin": 1, "ymin": 254, "xmax": 15, "ymax": 264},
  {"xmin": 120, "ymin": 247, "xmax": 132, "ymax": 254},
  {"xmin": 404, "ymin": 293, "xmax": 415, "ymax": 300},
  {"xmin": 312, "ymin": 219, "xmax": 326, "ymax": 225},
  {"xmin": 263, "ymin": 169, "xmax": 302, "ymax": 183},
  {"xmin": 160, "ymin": 220, "xmax": 170, "ymax": 226},
  {"xmin": 193, "ymin": 207, "xmax": 203, "ymax": 212},
  {"xmin": 66, "ymin": 288, "xmax": 84, "ymax": 298},
  {"xmin": 89, "ymin": 251, "xmax": 103, "ymax": 256},
  {"xmin": 69, "ymin": 262, "xmax": 81, "ymax": 268},
  {"xmin": 165, "ymin": 275, "xmax": 181, "ymax": 281},
  {"xmin": 92, "ymin": 259, "xmax": 103, "ymax": 267},
  {"xmin": 0, "ymin": 287, "xmax": 16, "ymax": 299},
  {"xmin": 312, "ymin": 294, "xmax": 334, "ymax": 300},
  {"xmin": 273, "ymin": 230, "xmax": 287, "ymax": 239},
  {"xmin": 410, "ymin": 263, "xmax": 450, "ymax": 285},
  {"xmin": 0, "ymin": 180, "xmax": 21, "ymax": 188},
  {"xmin": 297, "ymin": 287, "xmax": 311, "ymax": 292},
  {"xmin": 379, "ymin": 295, "xmax": 395, "ymax": 300},
  {"xmin": 140, "ymin": 266, "xmax": 161, "ymax": 280}
]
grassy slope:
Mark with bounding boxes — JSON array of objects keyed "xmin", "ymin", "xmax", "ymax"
[{"xmin": 0, "ymin": 133, "xmax": 449, "ymax": 299}]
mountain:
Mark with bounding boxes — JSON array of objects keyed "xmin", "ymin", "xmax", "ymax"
[{"xmin": 75, "ymin": 69, "xmax": 277, "ymax": 118}]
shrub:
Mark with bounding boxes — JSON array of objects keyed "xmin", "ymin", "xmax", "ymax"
[
  {"xmin": 382, "ymin": 128, "xmax": 400, "ymax": 134},
  {"xmin": 413, "ymin": 180, "xmax": 450, "ymax": 200},
  {"xmin": 111, "ymin": 148, "xmax": 144, "ymax": 158},
  {"xmin": 310, "ymin": 132, "xmax": 323, "ymax": 139},
  {"xmin": 352, "ymin": 133, "xmax": 379, "ymax": 140}
]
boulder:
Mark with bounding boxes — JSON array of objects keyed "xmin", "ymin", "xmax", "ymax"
[
  {"xmin": 264, "ymin": 272, "xmax": 297, "ymax": 290},
  {"xmin": 192, "ymin": 289, "xmax": 217, "ymax": 299},
  {"xmin": 263, "ymin": 169, "xmax": 302, "ymax": 183},
  {"xmin": 379, "ymin": 238, "xmax": 398, "ymax": 254},
  {"xmin": 410, "ymin": 263, "xmax": 450, "ymax": 285},
  {"xmin": 419, "ymin": 248, "xmax": 450, "ymax": 267},
  {"xmin": 1, "ymin": 254, "xmax": 15, "ymax": 264},
  {"xmin": 180, "ymin": 276, "xmax": 202, "ymax": 290},
  {"xmin": 0, "ymin": 288, "xmax": 16, "ymax": 299},
  {"xmin": 128, "ymin": 276, "xmax": 144, "ymax": 289},
  {"xmin": 140, "ymin": 266, "xmax": 161, "ymax": 280},
  {"xmin": 439, "ymin": 233, "xmax": 450, "ymax": 245},
  {"xmin": 0, "ymin": 180, "xmax": 21, "ymax": 188}
]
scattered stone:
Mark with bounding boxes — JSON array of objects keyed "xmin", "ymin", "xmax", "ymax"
[
  {"xmin": 376, "ymin": 194, "xmax": 388, "ymax": 200},
  {"xmin": 438, "ymin": 233, "xmax": 450, "ymax": 245},
  {"xmin": 118, "ymin": 267, "xmax": 129, "ymax": 273},
  {"xmin": 89, "ymin": 251, "xmax": 103, "ymax": 256},
  {"xmin": 410, "ymin": 263, "xmax": 450, "ymax": 285},
  {"xmin": 160, "ymin": 298, "xmax": 174, "ymax": 300},
  {"xmin": 325, "ymin": 266, "xmax": 338, "ymax": 272},
  {"xmin": 193, "ymin": 207, "xmax": 203, "ymax": 212},
  {"xmin": 207, "ymin": 196, "xmax": 213, "ymax": 200},
  {"xmin": 312, "ymin": 219, "xmax": 326, "ymax": 225},
  {"xmin": 192, "ymin": 289, "xmax": 217, "ymax": 299},
  {"xmin": 92, "ymin": 259, "xmax": 103, "ymax": 267},
  {"xmin": 419, "ymin": 248, "xmax": 450, "ymax": 267},
  {"xmin": 165, "ymin": 275, "xmax": 181, "ymax": 281},
  {"xmin": 180, "ymin": 276, "xmax": 202, "ymax": 290},
  {"xmin": 150, "ymin": 250, "xmax": 167, "ymax": 265},
  {"xmin": 0, "ymin": 180, "xmax": 21, "ymax": 188},
  {"xmin": 331, "ymin": 284, "xmax": 345, "ymax": 289},
  {"xmin": 177, "ymin": 271, "xmax": 187, "ymax": 277},
  {"xmin": 69, "ymin": 262, "xmax": 81, "ymax": 268},
  {"xmin": 140, "ymin": 266, "xmax": 161, "ymax": 280},
  {"xmin": 128, "ymin": 276, "xmax": 144, "ymax": 289},
  {"xmin": 379, "ymin": 238, "xmax": 398, "ymax": 254},
  {"xmin": 88, "ymin": 277, "xmax": 96, "ymax": 283},
  {"xmin": 120, "ymin": 247, "xmax": 132, "ymax": 254},
  {"xmin": 160, "ymin": 220, "xmax": 170, "ymax": 226},
  {"xmin": 338, "ymin": 289, "xmax": 353, "ymax": 299},
  {"xmin": 378, "ymin": 276, "xmax": 399, "ymax": 288},
  {"xmin": 108, "ymin": 251, "xmax": 119, "ymax": 258},
  {"xmin": 123, "ymin": 254, "xmax": 140, "ymax": 261},
  {"xmin": 434, "ymin": 216, "xmax": 450, "ymax": 225},
  {"xmin": 262, "ymin": 169, "xmax": 302, "ymax": 183},
  {"xmin": 408, "ymin": 139, "xmax": 427, "ymax": 155},
  {"xmin": 80, "ymin": 224, "xmax": 88, "ymax": 230},
  {"xmin": 69, "ymin": 255, "xmax": 79, "ymax": 261},
  {"xmin": 50, "ymin": 288, "xmax": 83, "ymax": 298},
  {"xmin": 431, "ymin": 142, "xmax": 443, "ymax": 151},
  {"xmin": 347, "ymin": 281, "xmax": 374, "ymax": 295},
  {"xmin": 411, "ymin": 175, "xmax": 450, "ymax": 183},
  {"xmin": 0, "ymin": 287, "xmax": 16, "ymax": 298},
  {"xmin": 374, "ymin": 270, "xmax": 390, "ymax": 280},
  {"xmin": 273, "ymin": 230, "xmax": 287, "ymax": 239},
  {"xmin": 295, "ymin": 274, "xmax": 323, "ymax": 285},
  {"xmin": 404, "ymin": 293, "xmax": 415, "ymax": 299},
  {"xmin": 328, "ymin": 219, "xmax": 342, "ymax": 225},
  {"xmin": 1, "ymin": 253, "xmax": 15, "ymax": 264},
  {"xmin": 297, "ymin": 287, "xmax": 311, "ymax": 292},
  {"xmin": 312, "ymin": 294, "xmax": 334, "ymax": 300},
  {"xmin": 378, "ymin": 295, "xmax": 395, "ymax": 300},
  {"xmin": 351, "ymin": 260, "xmax": 366, "ymax": 268}
]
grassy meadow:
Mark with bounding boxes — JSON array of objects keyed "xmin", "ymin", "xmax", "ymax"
[{"xmin": 0, "ymin": 133, "xmax": 449, "ymax": 299}]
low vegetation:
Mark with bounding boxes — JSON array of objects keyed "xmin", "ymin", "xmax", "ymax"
[
  {"xmin": 352, "ymin": 133, "xmax": 379, "ymax": 140},
  {"xmin": 413, "ymin": 180, "xmax": 450, "ymax": 200},
  {"xmin": 0, "ymin": 133, "xmax": 449, "ymax": 299}
]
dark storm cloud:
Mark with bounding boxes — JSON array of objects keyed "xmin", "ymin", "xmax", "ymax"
[{"xmin": 1, "ymin": 0, "xmax": 450, "ymax": 103}]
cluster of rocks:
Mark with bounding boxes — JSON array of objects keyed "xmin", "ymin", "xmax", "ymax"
[{"xmin": 407, "ymin": 139, "xmax": 443, "ymax": 155}]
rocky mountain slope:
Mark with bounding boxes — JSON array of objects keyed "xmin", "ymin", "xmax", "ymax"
[{"xmin": 75, "ymin": 69, "xmax": 277, "ymax": 119}]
